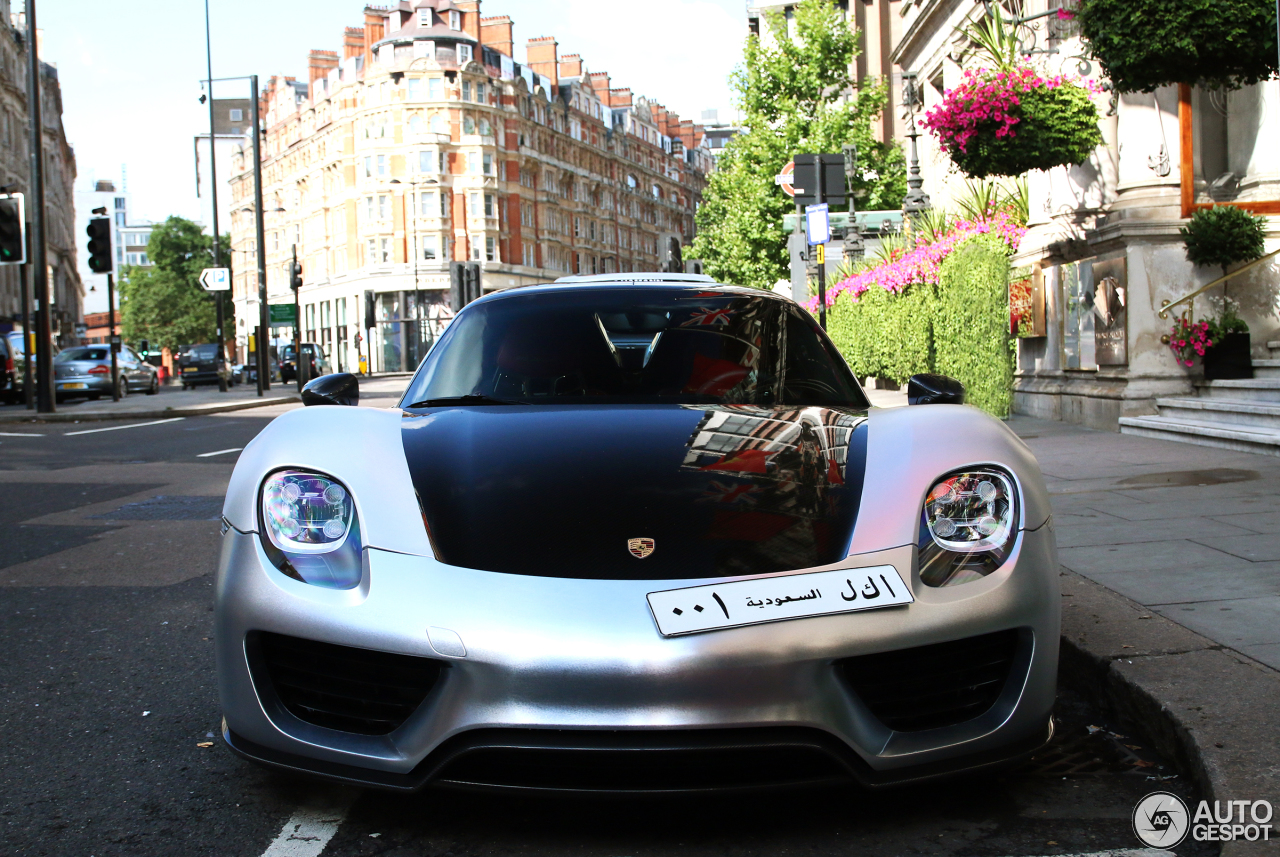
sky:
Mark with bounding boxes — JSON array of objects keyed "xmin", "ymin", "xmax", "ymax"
[{"xmin": 40, "ymin": 0, "xmax": 748, "ymax": 227}]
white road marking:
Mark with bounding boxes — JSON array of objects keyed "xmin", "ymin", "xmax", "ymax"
[
  {"xmin": 260, "ymin": 792, "xmax": 356, "ymax": 857},
  {"xmin": 197, "ymin": 447, "xmax": 243, "ymax": 458},
  {"xmin": 0, "ymin": 431, "xmax": 44, "ymax": 436},
  {"xmin": 63, "ymin": 417, "xmax": 185, "ymax": 436}
]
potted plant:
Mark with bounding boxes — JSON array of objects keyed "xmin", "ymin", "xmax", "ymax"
[
  {"xmin": 1202, "ymin": 301, "xmax": 1252, "ymax": 381},
  {"xmin": 920, "ymin": 15, "xmax": 1103, "ymax": 179},
  {"xmin": 1178, "ymin": 206, "xmax": 1266, "ymax": 380}
]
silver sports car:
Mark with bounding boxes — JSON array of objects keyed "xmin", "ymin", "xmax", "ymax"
[{"xmin": 215, "ymin": 273, "xmax": 1059, "ymax": 793}]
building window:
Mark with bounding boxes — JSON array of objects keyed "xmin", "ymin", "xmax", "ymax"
[
  {"xmin": 418, "ymin": 8, "xmax": 431, "ymax": 26},
  {"xmin": 482, "ymin": 153, "xmax": 493, "ymax": 175},
  {"xmin": 430, "ymin": 113, "xmax": 446, "ymax": 134},
  {"xmin": 483, "ymin": 193, "xmax": 494, "ymax": 217},
  {"xmin": 364, "ymin": 156, "xmax": 372, "ymax": 178},
  {"xmin": 440, "ymin": 191, "xmax": 449, "ymax": 217},
  {"xmin": 428, "ymin": 78, "xmax": 442, "ymax": 100},
  {"xmin": 408, "ymin": 78, "xmax": 422, "ymax": 100},
  {"xmin": 376, "ymin": 154, "xmax": 387, "ymax": 176},
  {"xmin": 378, "ymin": 194, "xmax": 389, "ymax": 219},
  {"xmin": 365, "ymin": 196, "xmax": 374, "ymax": 220},
  {"xmin": 589, "ymin": 220, "xmax": 596, "ymax": 240},
  {"xmin": 522, "ymin": 244, "xmax": 534, "ymax": 267},
  {"xmin": 486, "ymin": 236, "xmax": 496, "ymax": 261},
  {"xmin": 366, "ymin": 238, "xmax": 376, "ymax": 264},
  {"xmin": 418, "ymin": 149, "xmax": 436, "ymax": 173},
  {"xmin": 470, "ymin": 235, "xmax": 482, "ymax": 260},
  {"xmin": 229, "ymin": 108, "xmax": 243, "ymax": 122},
  {"xmin": 468, "ymin": 152, "xmax": 479, "ymax": 174},
  {"xmin": 419, "ymin": 191, "xmax": 436, "ymax": 217},
  {"xmin": 461, "ymin": 81, "xmax": 471, "ymax": 102},
  {"xmin": 449, "ymin": 10, "xmax": 461, "ymax": 29},
  {"xmin": 422, "ymin": 234, "xmax": 438, "ymax": 260},
  {"xmin": 458, "ymin": 43, "xmax": 472, "ymax": 65},
  {"xmin": 574, "ymin": 216, "xmax": 581, "ymax": 237},
  {"xmin": 469, "ymin": 192, "xmax": 480, "ymax": 217},
  {"xmin": 408, "ymin": 114, "xmax": 423, "ymax": 134},
  {"xmin": 380, "ymin": 238, "xmax": 390, "ymax": 262}
]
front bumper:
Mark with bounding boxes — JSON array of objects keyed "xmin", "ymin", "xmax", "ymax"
[
  {"xmin": 216, "ymin": 526, "xmax": 1059, "ymax": 792},
  {"xmin": 55, "ymin": 375, "xmax": 112, "ymax": 394}
]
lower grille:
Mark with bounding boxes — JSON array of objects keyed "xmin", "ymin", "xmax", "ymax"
[
  {"xmin": 837, "ymin": 629, "xmax": 1021, "ymax": 732},
  {"xmin": 429, "ymin": 728, "xmax": 854, "ymax": 793},
  {"xmin": 253, "ymin": 632, "xmax": 444, "ymax": 736}
]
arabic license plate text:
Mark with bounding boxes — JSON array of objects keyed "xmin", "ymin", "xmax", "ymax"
[{"xmin": 647, "ymin": 565, "xmax": 912, "ymax": 637}]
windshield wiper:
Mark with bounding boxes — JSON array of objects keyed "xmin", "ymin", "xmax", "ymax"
[{"xmin": 403, "ymin": 394, "xmax": 519, "ymax": 408}]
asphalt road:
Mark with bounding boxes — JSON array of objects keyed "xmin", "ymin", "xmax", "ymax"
[{"xmin": 0, "ymin": 391, "xmax": 1210, "ymax": 857}]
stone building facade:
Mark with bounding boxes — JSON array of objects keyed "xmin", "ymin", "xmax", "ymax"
[
  {"xmin": 892, "ymin": 0, "xmax": 1280, "ymax": 438},
  {"xmin": 228, "ymin": 0, "xmax": 713, "ymax": 374},
  {"xmin": 0, "ymin": 0, "xmax": 81, "ymax": 343}
]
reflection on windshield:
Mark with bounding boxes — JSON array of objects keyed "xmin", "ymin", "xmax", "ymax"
[
  {"xmin": 401, "ymin": 288, "xmax": 867, "ymax": 408},
  {"xmin": 55, "ymin": 348, "xmax": 109, "ymax": 362}
]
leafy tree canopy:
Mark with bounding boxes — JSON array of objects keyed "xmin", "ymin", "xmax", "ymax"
[
  {"xmin": 692, "ymin": 0, "xmax": 906, "ymax": 289},
  {"xmin": 119, "ymin": 216, "xmax": 230, "ymax": 352},
  {"xmin": 1077, "ymin": 0, "xmax": 1279, "ymax": 92}
]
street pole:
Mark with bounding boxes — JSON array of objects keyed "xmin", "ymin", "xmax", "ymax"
[
  {"xmin": 292, "ymin": 243, "xmax": 305, "ymax": 391},
  {"xmin": 107, "ymin": 272, "xmax": 119, "ymax": 401},
  {"xmin": 20, "ymin": 223, "xmax": 31, "ymax": 409},
  {"xmin": 410, "ymin": 180, "xmax": 422, "ymax": 363},
  {"xmin": 205, "ymin": 0, "xmax": 227, "ymax": 393},
  {"xmin": 817, "ymin": 247, "xmax": 826, "ymax": 330},
  {"xmin": 251, "ymin": 74, "xmax": 269, "ymax": 395},
  {"xmin": 25, "ymin": 0, "xmax": 52, "ymax": 413}
]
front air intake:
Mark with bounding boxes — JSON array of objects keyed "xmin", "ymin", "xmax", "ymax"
[
  {"xmin": 252, "ymin": 632, "xmax": 444, "ymax": 736},
  {"xmin": 837, "ymin": 629, "xmax": 1021, "ymax": 732}
]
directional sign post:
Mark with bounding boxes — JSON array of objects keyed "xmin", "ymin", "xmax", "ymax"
[
  {"xmin": 200, "ymin": 267, "xmax": 230, "ymax": 291},
  {"xmin": 806, "ymin": 203, "xmax": 832, "ymax": 328}
]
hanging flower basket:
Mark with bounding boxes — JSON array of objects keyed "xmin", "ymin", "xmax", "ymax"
[{"xmin": 921, "ymin": 67, "xmax": 1103, "ymax": 179}]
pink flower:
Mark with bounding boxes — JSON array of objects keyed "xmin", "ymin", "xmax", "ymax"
[{"xmin": 1056, "ymin": 7, "xmax": 1074, "ymax": 20}]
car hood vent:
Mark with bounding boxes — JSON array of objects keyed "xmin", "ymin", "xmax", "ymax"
[{"xmin": 400, "ymin": 404, "xmax": 868, "ymax": 580}]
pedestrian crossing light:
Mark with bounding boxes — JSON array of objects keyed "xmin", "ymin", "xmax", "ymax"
[
  {"xmin": 0, "ymin": 194, "xmax": 24, "ymax": 266},
  {"xmin": 86, "ymin": 217, "xmax": 113, "ymax": 274}
]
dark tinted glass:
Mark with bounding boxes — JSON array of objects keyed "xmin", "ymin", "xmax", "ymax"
[
  {"xmin": 190, "ymin": 344, "xmax": 218, "ymax": 359},
  {"xmin": 56, "ymin": 348, "xmax": 109, "ymax": 362},
  {"xmin": 402, "ymin": 287, "xmax": 867, "ymax": 408}
]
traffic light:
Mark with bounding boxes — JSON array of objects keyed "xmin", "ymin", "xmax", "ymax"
[
  {"xmin": 363, "ymin": 289, "xmax": 376, "ymax": 329},
  {"xmin": 138, "ymin": 339, "xmax": 151, "ymax": 358},
  {"xmin": 290, "ymin": 261, "xmax": 303, "ymax": 291},
  {"xmin": 0, "ymin": 194, "xmax": 24, "ymax": 266},
  {"xmin": 450, "ymin": 262, "xmax": 482, "ymax": 312},
  {"xmin": 86, "ymin": 217, "xmax": 112, "ymax": 274}
]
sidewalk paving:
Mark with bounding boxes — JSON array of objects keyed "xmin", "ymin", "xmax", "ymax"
[
  {"xmin": 0, "ymin": 382, "xmax": 298, "ymax": 423},
  {"xmin": 1009, "ymin": 414, "xmax": 1280, "ymax": 672}
]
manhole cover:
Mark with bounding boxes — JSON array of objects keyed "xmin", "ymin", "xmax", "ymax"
[
  {"xmin": 1019, "ymin": 725, "xmax": 1163, "ymax": 777},
  {"xmin": 1116, "ymin": 468, "xmax": 1257, "ymax": 488},
  {"xmin": 91, "ymin": 495, "xmax": 224, "ymax": 521}
]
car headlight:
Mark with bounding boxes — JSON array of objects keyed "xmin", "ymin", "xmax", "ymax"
[
  {"xmin": 918, "ymin": 468, "xmax": 1018, "ymax": 587},
  {"xmin": 258, "ymin": 469, "xmax": 362, "ymax": 589}
]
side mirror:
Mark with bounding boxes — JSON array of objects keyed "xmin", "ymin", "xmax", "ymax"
[
  {"xmin": 907, "ymin": 373, "xmax": 965, "ymax": 406},
  {"xmin": 301, "ymin": 373, "xmax": 360, "ymax": 407}
]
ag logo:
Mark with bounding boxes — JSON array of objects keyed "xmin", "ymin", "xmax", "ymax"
[
  {"xmin": 627, "ymin": 537, "xmax": 655, "ymax": 558},
  {"xmin": 1132, "ymin": 792, "xmax": 1190, "ymax": 848}
]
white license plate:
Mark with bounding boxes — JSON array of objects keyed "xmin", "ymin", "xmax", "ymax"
[
  {"xmin": 60, "ymin": 382, "xmax": 87, "ymax": 389},
  {"xmin": 648, "ymin": 565, "xmax": 913, "ymax": 637}
]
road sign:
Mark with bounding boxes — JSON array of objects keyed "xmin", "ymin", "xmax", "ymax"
[
  {"xmin": 806, "ymin": 203, "xmax": 831, "ymax": 245},
  {"xmin": 774, "ymin": 160, "xmax": 796, "ymax": 197},
  {"xmin": 269, "ymin": 303, "xmax": 297, "ymax": 326},
  {"xmin": 200, "ymin": 267, "xmax": 230, "ymax": 291}
]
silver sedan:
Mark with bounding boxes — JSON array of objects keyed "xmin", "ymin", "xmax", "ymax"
[{"xmin": 54, "ymin": 345, "xmax": 159, "ymax": 401}]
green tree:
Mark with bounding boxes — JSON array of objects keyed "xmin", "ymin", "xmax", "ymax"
[
  {"xmin": 692, "ymin": 0, "xmax": 906, "ymax": 289},
  {"xmin": 118, "ymin": 217, "xmax": 230, "ymax": 352}
]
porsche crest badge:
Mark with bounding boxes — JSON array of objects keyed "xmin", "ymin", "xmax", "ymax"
[{"xmin": 627, "ymin": 537, "xmax": 655, "ymax": 559}]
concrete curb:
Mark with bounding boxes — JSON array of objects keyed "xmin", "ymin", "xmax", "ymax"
[
  {"xmin": 0, "ymin": 394, "xmax": 300, "ymax": 423},
  {"xmin": 1059, "ymin": 569, "xmax": 1280, "ymax": 856}
]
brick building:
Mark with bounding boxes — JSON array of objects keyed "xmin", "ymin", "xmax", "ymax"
[
  {"xmin": 227, "ymin": 0, "xmax": 714, "ymax": 374},
  {"xmin": 0, "ymin": 0, "xmax": 82, "ymax": 344}
]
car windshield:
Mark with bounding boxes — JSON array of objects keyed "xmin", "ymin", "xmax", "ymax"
[
  {"xmin": 401, "ymin": 287, "xmax": 868, "ymax": 408},
  {"xmin": 187, "ymin": 345, "xmax": 218, "ymax": 359},
  {"xmin": 8, "ymin": 333, "xmax": 25, "ymax": 355},
  {"xmin": 56, "ymin": 347, "xmax": 109, "ymax": 362}
]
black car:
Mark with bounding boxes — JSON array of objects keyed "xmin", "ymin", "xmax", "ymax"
[
  {"xmin": 178, "ymin": 343, "xmax": 229, "ymax": 389},
  {"xmin": 280, "ymin": 343, "xmax": 329, "ymax": 383}
]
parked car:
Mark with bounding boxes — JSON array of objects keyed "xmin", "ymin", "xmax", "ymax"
[
  {"xmin": 279, "ymin": 343, "xmax": 329, "ymax": 383},
  {"xmin": 215, "ymin": 273, "xmax": 1060, "ymax": 794},
  {"xmin": 178, "ymin": 343, "xmax": 229, "ymax": 389},
  {"xmin": 53, "ymin": 344, "xmax": 158, "ymax": 400},
  {"xmin": 241, "ymin": 355, "xmax": 280, "ymax": 385},
  {"xmin": 5, "ymin": 330, "xmax": 57, "ymax": 401}
]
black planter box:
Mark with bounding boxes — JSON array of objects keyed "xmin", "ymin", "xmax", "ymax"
[{"xmin": 1203, "ymin": 332, "xmax": 1253, "ymax": 381}]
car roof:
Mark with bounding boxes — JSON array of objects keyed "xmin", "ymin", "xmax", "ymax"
[
  {"xmin": 552, "ymin": 273, "xmax": 717, "ymax": 285},
  {"xmin": 475, "ymin": 272, "xmax": 787, "ymax": 304}
]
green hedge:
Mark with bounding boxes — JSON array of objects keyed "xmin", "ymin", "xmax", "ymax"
[{"xmin": 825, "ymin": 235, "xmax": 1014, "ymax": 416}]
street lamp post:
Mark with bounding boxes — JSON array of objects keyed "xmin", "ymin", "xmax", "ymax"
[
  {"xmin": 901, "ymin": 72, "xmax": 932, "ymax": 219},
  {"xmin": 203, "ymin": 0, "xmax": 227, "ymax": 393}
]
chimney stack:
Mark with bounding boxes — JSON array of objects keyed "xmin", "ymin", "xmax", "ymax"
[
  {"xmin": 480, "ymin": 15, "xmax": 514, "ymax": 57},
  {"xmin": 558, "ymin": 53, "xmax": 583, "ymax": 81},
  {"xmin": 343, "ymin": 27, "xmax": 365, "ymax": 60},
  {"xmin": 526, "ymin": 36, "xmax": 558, "ymax": 86},
  {"xmin": 308, "ymin": 50, "xmax": 339, "ymax": 91}
]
